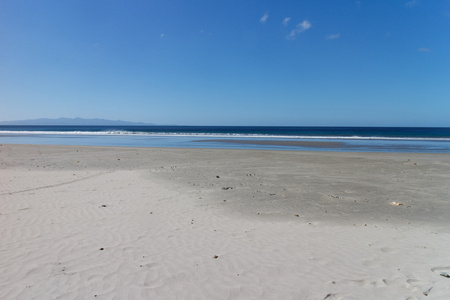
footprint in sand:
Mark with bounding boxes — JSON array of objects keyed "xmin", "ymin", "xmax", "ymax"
[
  {"xmin": 142, "ymin": 263, "xmax": 163, "ymax": 288},
  {"xmin": 406, "ymin": 279, "xmax": 434, "ymax": 296},
  {"xmin": 379, "ymin": 246, "xmax": 395, "ymax": 254},
  {"xmin": 336, "ymin": 278, "xmax": 388, "ymax": 288},
  {"xmin": 431, "ymin": 266, "xmax": 450, "ymax": 278}
]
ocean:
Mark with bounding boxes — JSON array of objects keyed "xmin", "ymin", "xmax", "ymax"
[{"xmin": 1, "ymin": 125, "xmax": 450, "ymax": 153}]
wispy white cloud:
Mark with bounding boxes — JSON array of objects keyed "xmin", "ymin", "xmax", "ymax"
[
  {"xmin": 260, "ymin": 13, "xmax": 269, "ymax": 23},
  {"xmin": 326, "ymin": 33, "xmax": 340, "ymax": 40},
  {"xmin": 160, "ymin": 33, "xmax": 165, "ymax": 38},
  {"xmin": 283, "ymin": 17, "xmax": 291, "ymax": 26},
  {"xmin": 405, "ymin": 0, "xmax": 416, "ymax": 7},
  {"xmin": 418, "ymin": 47, "xmax": 431, "ymax": 52},
  {"xmin": 286, "ymin": 20, "xmax": 311, "ymax": 40}
]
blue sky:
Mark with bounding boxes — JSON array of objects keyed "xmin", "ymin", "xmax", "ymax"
[{"xmin": 1, "ymin": 0, "xmax": 449, "ymax": 126}]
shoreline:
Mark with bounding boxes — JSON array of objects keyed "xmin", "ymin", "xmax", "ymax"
[
  {"xmin": 194, "ymin": 138, "xmax": 450, "ymax": 153},
  {"xmin": 2, "ymin": 132, "xmax": 450, "ymax": 153},
  {"xmin": 1, "ymin": 144, "xmax": 450, "ymax": 299}
]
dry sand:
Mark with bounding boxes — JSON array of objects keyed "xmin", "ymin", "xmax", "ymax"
[{"xmin": 1, "ymin": 144, "xmax": 450, "ymax": 299}]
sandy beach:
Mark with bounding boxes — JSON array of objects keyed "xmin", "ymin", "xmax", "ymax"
[{"xmin": 1, "ymin": 144, "xmax": 450, "ymax": 299}]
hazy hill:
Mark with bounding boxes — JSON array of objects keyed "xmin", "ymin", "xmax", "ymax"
[{"xmin": 0, "ymin": 118, "xmax": 152, "ymax": 126}]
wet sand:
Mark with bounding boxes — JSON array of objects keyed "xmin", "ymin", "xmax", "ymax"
[{"xmin": 194, "ymin": 139, "xmax": 346, "ymax": 148}]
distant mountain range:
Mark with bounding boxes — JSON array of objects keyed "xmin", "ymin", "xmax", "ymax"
[{"xmin": 0, "ymin": 118, "xmax": 153, "ymax": 126}]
